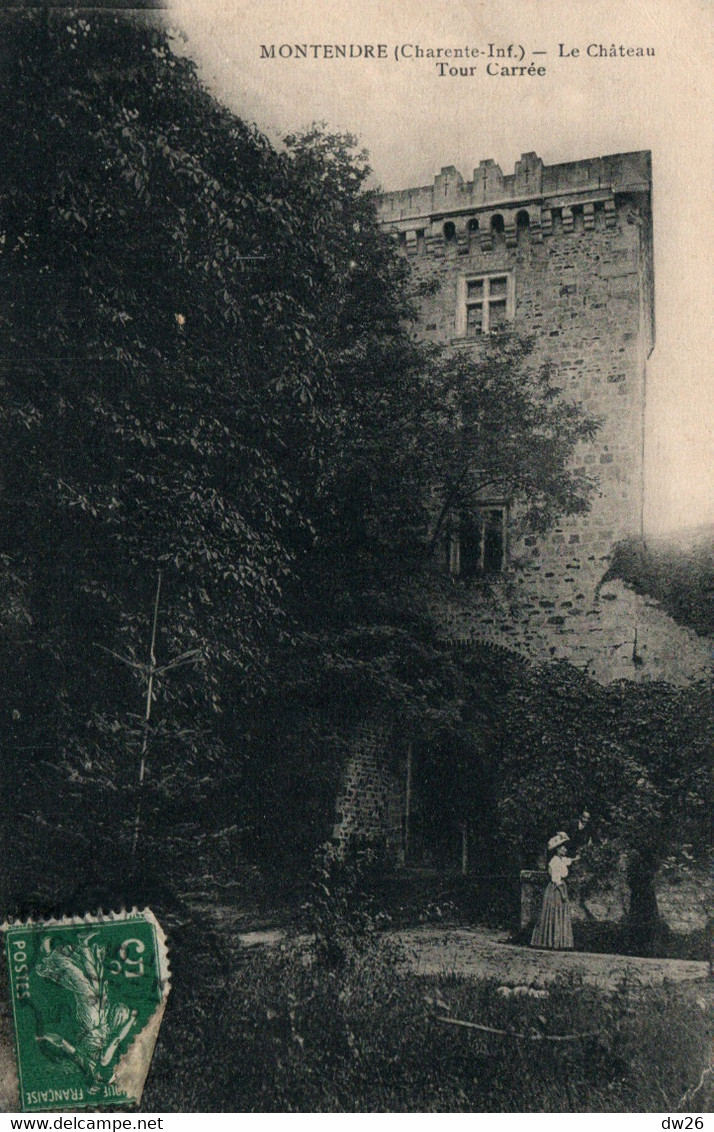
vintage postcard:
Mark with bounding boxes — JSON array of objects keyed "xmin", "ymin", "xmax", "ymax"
[{"xmin": 0, "ymin": 0, "xmax": 711, "ymax": 1116}]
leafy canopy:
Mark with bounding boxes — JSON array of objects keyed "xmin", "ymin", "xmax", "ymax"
[{"xmin": 1, "ymin": 10, "xmax": 602, "ymax": 889}]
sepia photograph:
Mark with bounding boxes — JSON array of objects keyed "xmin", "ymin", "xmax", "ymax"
[{"xmin": 0, "ymin": 0, "xmax": 711, "ymax": 1115}]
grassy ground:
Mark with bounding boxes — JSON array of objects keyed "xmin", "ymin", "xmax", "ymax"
[
  {"xmin": 143, "ymin": 926, "xmax": 713, "ymax": 1112},
  {"xmin": 1, "ymin": 843, "xmax": 710, "ymax": 1112}
]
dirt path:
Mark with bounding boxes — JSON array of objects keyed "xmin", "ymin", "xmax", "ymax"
[
  {"xmin": 394, "ymin": 926, "xmax": 710, "ymax": 990},
  {"xmin": 231, "ymin": 920, "xmax": 711, "ymax": 992}
]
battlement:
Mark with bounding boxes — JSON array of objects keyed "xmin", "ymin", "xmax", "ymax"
[
  {"xmin": 378, "ymin": 150, "xmax": 654, "ymax": 356},
  {"xmin": 378, "ymin": 150, "xmax": 651, "ymax": 246}
]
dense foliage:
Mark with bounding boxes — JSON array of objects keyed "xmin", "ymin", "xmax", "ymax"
[
  {"xmin": 139, "ymin": 931, "xmax": 713, "ymax": 1112},
  {"xmin": 606, "ymin": 533, "xmax": 714, "ymax": 636},
  {"xmin": 1, "ymin": 10, "xmax": 601, "ymax": 905},
  {"xmin": 489, "ymin": 664, "xmax": 712, "ymax": 870},
  {"xmin": 414, "ymin": 648, "xmax": 713, "ymax": 949},
  {"xmin": 0, "ymin": 12, "xmax": 709, "ymax": 1118}
]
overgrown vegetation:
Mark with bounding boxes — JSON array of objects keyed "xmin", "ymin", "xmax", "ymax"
[
  {"xmin": 606, "ymin": 532, "xmax": 714, "ymax": 636},
  {"xmin": 404, "ymin": 646, "xmax": 713, "ymax": 954},
  {"xmin": 140, "ymin": 929, "xmax": 713, "ymax": 1112},
  {"xmin": 1, "ymin": 9, "xmax": 601, "ymax": 909},
  {"xmin": 0, "ymin": 9, "xmax": 710, "ymax": 1115},
  {"xmin": 0, "ymin": 845, "xmax": 709, "ymax": 1112}
]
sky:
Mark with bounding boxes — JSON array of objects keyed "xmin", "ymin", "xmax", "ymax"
[{"xmin": 168, "ymin": 0, "xmax": 713, "ymax": 535}]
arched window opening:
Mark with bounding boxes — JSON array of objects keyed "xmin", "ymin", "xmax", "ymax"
[{"xmin": 443, "ymin": 221, "xmax": 457, "ymax": 242}]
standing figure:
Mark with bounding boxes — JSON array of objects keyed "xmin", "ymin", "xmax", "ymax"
[
  {"xmin": 564, "ymin": 809, "xmax": 592, "ymax": 855},
  {"xmin": 530, "ymin": 832, "xmax": 579, "ymax": 950}
]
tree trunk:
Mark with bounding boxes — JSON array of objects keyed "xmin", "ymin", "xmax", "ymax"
[{"xmin": 625, "ymin": 850, "xmax": 660, "ymax": 956}]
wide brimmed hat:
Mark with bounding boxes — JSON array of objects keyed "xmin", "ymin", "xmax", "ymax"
[{"xmin": 547, "ymin": 831, "xmax": 570, "ymax": 852}]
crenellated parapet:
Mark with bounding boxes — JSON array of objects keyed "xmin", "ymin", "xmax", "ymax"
[{"xmin": 379, "ymin": 150, "xmax": 651, "ymax": 253}]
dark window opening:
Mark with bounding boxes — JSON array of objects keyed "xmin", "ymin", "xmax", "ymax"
[
  {"xmin": 482, "ymin": 509, "xmax": 506, "ymax": 574},
  {"xmin": 443, "ymin": 221, "xmax": 457, "ymax": 242},
  {"xmin": 489, "ymin": 276, "xmax": 507, "ymax": 299},
  {"xmin": 448, "ymin": 507, "xmax": 508, "ymax": 579},
  {"xmin": 490, "ymin": 213, "xmax": 505, "ymax": 233}
]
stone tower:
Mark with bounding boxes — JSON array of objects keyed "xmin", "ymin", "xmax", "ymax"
[
  {"xmin": 331, "ymin": 151, "xmax": 712, "ymax": 859},
  {"xmin": 376, "ymin": 151, "xmax": 710, "ymax": 684}
]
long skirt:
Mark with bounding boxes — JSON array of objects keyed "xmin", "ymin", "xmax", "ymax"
[{"xmin": 530, "ymin": 881, "xmax": 574, "ymax": 949}]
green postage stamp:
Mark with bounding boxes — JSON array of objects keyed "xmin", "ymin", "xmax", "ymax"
[{"xmin": 2, "ymin": 910, "xmax": 170, "ymax": 1112}]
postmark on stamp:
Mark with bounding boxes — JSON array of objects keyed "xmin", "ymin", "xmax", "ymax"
[{"xmin": 2, "ymin": 910, "xmax": 170, "ymax": 1112}]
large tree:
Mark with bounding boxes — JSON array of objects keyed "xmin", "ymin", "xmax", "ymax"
[
  {"xmin": 469, "ymin": 657, "xmax": 712, "ymax": 952},
  {"xmin": 0, "ymin": 12, "xmax": 355, "ymax": 898},
  {"xmin": 0, "ymin": 10, "xmax": 600, "ymax": 903}
]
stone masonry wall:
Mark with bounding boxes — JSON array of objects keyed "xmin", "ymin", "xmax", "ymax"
[
  {"xmin": 332, "ymin": 723, "xmax": 405, "ymax": 858},
  {"xmin": 521, "ymin": 868, "xmax": 713, "ymax": 935},
  {"xmin": 334, "ymin": 154, "xmax": 711, "ymax": 856},
  {"xmin": 654, "ymin": 872, "xmax": 714, "ymax": 936},
  {"xmin": 377, "ymin": 153, "xmax": 713, "ymax": 684},
  {"xmin": 395, "ymin": 190, "xmax": 648, "ymax": 559},
  {"xmin": 434, "ymin": 574, "xmax": 713, "ymax": 684}
]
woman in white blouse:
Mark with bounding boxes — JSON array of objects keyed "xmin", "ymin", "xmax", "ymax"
[{"xmin": 530, "ymin": 831, "xmax": 580, "ymax": 949}]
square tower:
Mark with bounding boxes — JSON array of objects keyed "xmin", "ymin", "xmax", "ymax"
[{"xmin": 377, "ymin": 152, "xmax": 657, "ymax": 678}]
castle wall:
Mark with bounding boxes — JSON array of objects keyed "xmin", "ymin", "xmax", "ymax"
[
  {"xmin": 378, "ymin": 152, "xmax": 712, "ymax": 684},
  {"xmin": 521, "ymin": 867, "xmax": 713, "ymax": 937},
  {"xmin": 654, "ymin": 871, "xmax": 714, "ymax": 937},
  {"xmin": 435, "ymin": 576, "xmax": 713, "ymax": 684},
  {"xmin": 378, "ymin": 152, "xmax": 653, "ymax": 225},
  {"xmin": 336, "ymin": 153, "xmax": 711, "ymax": 863},
  {"xmin": 332, "ymin": 722, "xmax": 404, "ymax": 856}
]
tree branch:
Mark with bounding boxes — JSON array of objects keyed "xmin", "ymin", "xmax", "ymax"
[{"xmin": 432, "ymin": 1014, "xmax": 601, "ymax": 1042}]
